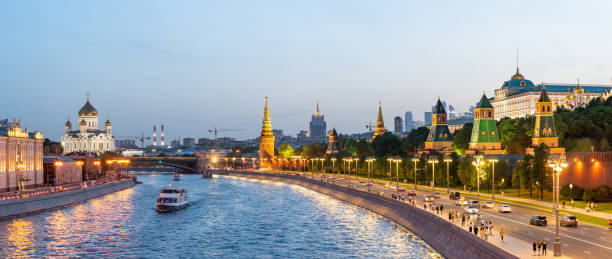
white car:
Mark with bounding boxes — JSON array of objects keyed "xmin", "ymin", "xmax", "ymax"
[
  {"xmin": 498, "ymin": 205, "xmax": 512, "ymax": 213},
  {"xmin": 433, "ymin": 192, "xmax": 441, "ymax": 198},
  {"xmin": 484, "ymin": 201, "xmax": 495, "ymax": 208},
  {"xmin": 464, "ymin": 205, "xmax": 479, "ymax": 214},
  {"xmin": 456, "ymin": 199, "xmax": 469, "ymax": 206},
  {"xmin": 424, "ymin": 195, "xmax": 434, "ymax": 202}
]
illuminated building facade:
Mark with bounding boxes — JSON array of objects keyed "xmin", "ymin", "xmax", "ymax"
[
  {"xmin": 491, "ymin": 68, "xmax": 611, "ymax": 120},
  {"xmin": 467, "ymin": 94, "xmax": 503, "ymax": 154},
  {"xmin": 372, "ymin": 102, "xmax": 386, "ymax": 140},
  {"xmin": 326, "ymin": 128, "xmax": 339, "ymax": 155},
  {"xmin": 259, "ymin": 97, "xmax": 275, "ymax": 168},
  {"xmin": 61, "ymin": 95, "xmax": 115, "ymax": 154},
  {"xmin": 0, "ymin": 119, "xmax": 44, "ymax": 191},
  {"xmin": 424, "ymin": 99, "xmax": 453, "ymax": 152}
]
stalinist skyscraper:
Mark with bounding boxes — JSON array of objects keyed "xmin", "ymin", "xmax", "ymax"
[{"xmin": 259, "ymin": 97, "xmax": 275, "ymax": 168}]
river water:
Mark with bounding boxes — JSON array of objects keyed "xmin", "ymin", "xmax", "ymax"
[{"xmin": 0, "ymin": 174, "xmax": 441, "ymax": 258}]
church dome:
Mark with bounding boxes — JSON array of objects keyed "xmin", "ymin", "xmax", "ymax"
[
  {"xmin": 65, "ymin": 120, "xmax": 72, "ymax": 127},
  {"xmin": 79, "ymin": 100, "xmax": 98, "ymax": 116},
  {"xmin": 105, "ymin": 119, "xmax": 111, "ymax": 127},
  {"xmin": 501, "ymin": 68, "xmax": 535, "ymax": 89}
]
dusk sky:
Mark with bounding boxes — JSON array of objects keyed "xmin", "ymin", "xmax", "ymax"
[{"xmin": 1, "ymin": 1, "xmax": 611, "ymax": 141}]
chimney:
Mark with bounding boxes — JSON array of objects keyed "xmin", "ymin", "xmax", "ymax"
[
  {"xmin": 153, "ymin": 125, "xmax": 157, "ymax": 146},
  {"xmin": 161, "ymin": 125, "xmax": 165, "ymax": 146}
]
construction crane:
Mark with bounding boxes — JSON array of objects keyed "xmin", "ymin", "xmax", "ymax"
[
  {"xmin": 115, "ymin": 133, "xmax": 151, "ymax": 149},
  {"xmin": 365, "ymin": 122, "xmax": 375, "ymax": 132},
  {"xmin": 208, "ymin": 127, "xmax": 242, "ymax": 140}
]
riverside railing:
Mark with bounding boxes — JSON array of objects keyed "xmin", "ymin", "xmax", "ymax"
[{"xmin": 0, "ymin": 177, "xmax": 123, "ymax": 201}]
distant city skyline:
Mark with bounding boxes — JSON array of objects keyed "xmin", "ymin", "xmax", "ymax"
[{"xmin": 2, "ymin": 1, "xmax": 612, "ymax": 141}]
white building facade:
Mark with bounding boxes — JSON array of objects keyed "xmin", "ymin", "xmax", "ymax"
[
  {"xmin": 491, "ymin": 68, "xmax": 612, "ymax": 120},
  {"xmin": 0, "ymin": 119, "xmax": 44, "ymax": 191},
  {"xmin": 61, "ymin": 97, "xmax": 115, "ymax": 154}
]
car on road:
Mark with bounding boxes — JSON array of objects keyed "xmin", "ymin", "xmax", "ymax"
[
  {"xmin": 366, "ymin": 181, "xmax": 373, "ymax": 186},
  {"xmin": 471, "ymin": 200, "xmax": 480, "ymax": 207},
  {"xmin": 433, "ymin": 192, "xmax": 440, "ymax": 198},
  {"xmin": 560, "ymin": 215, "xmax": 578, "ymax": 227},
  {"xmin": 295, "ymin": 172, "xmax": 302, "ymax": 176},
  {"xmin": 424, "ymin": 195, "xmax": 434, "ymax": 202},
  {"xmin": 530, "ymin": 215, "xmax": 548, "ymax": 226},
  {"xmin": 498, "ymin": 205, "xmax": 512, "ymax": 213},
  {"xmin": 449, "ymin": 192, "xmax": 461, "ymax": 200},
  {"xmin": 398, "ymin": 186, "xmax": 407, "ymax": 192},
  {"xmin": 455, "ymin": 199, "xmax": 469, "ymax": 206},
  {"xmin": 483, "ymin": 201, "xmax": 494, "ymax": 208},
  {"xmin": 408, "ymin": 190, "xmax": 417, "ymax": 196},
  {"xmin": 464, "ymin": 205, "xmax": 479, "ymax": 214}
]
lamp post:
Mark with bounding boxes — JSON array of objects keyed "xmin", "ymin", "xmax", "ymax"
[
  {"xmin": 242, "ymin": 158, "xmax": 246, "ymax": 170},
  {"xmin": 366, "ymin": 157, "xmax": 375, "ymax": 187},
  {"xmin": 472, "ymin": 155, "xmax": 485, "ymax": 208},
  {"xmin": 489, "ymin": 159, "xmax": 498, "ymax": 203},
  {"xmin": 393, "ymin": 157, "xmax": 401, "ymax": 193},
  {"xmin": 347, "ymin": 158, "xmax": 353, "ymax": 184},
  {"xmin": 569, "ymin": 184, "xmax": 573, "ymax": 205},
  {"xmin": 444, "ymin": 158, "xmax": 452, "ymax": 194},
  {"xmin": 387, "ymin": 158, "xmax": 393, "ymax": 190},
  {"xmin": 428, "ymin": 159, "xmax": 439, "ymax": 197},
  {"xmin": 331, "ymin": 158, "xmax": 337, "ymax": 180},
  {"xmin": 549, "ymin": 156, "xmax": 567, "ymax": 257},
  {"xmin": 411, "ymin": 158, "xmax": 419, "ymax": 190},
  {"xmin": 232, "ymin": 157, "xmax": 236, "ymax": 169}
]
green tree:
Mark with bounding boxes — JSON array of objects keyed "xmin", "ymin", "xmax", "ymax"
[
  {"xmin": 512, "ymin": 162, "xmax": 522, "ymax": 197},
  {"xmin": 532, "ymin": 144, "xmax": 550, "ymax": 200},
  {"xmin": 452, "ymin": 123, "xmax": 472, "ymax": 155},
  {"xmin": 518, "ymin": 154, "xmax": 534, "ymax": 198},
  {"xmin": 279, "ymin": 143, "xmax": 294, "ymax": 158},
  {"xmin": 404, "ymin": 127, "xmax": 430, "ymax": 153},
  {"xmin": 457, "ymin": 155, "xmax": 475, "ymax": 189},
  {"xmin": 372, "ymin": 132, "xmax": 404, "ymax": 158},
  {"xmin": 572, "ymin": 138, "xmax": 594, "ymax": 152},
  {"xmin": 600, "ymin": 138, "xmax": 610, "ymax": 151}
]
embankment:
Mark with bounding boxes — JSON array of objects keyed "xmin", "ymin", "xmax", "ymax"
[
  {"xmin": 222, "ymin": 171, "xmax": 517, "ymax": 259},
  {"xmin": 0, "ymin": 178, "xmax": 136, "ymax": 220}
]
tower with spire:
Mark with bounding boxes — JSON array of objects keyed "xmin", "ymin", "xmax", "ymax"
[
  {"xmin": 424, "ymin": 98, "xmax": 453, "ymax": 152},
  {"xmin": 531, "ymin": 85, "xmax": 565, "ymax": 153},
  {"xmin": 259, "ymin": 97, "xmax": 275, "ymax": 168},
  {"xmin": 308, "ymin": 102, "xmax": 327, "ymax": 142},
  {"xmin": 326, "ymin": 127, "xmax": 340, "ymax": 155},
  {"xmin": 372, "ymin": 102, "xmax": 386, "ymax": 140},
  {"xmin": 467, "ymin": 94, "xmax": 503, "ymax": 154}
]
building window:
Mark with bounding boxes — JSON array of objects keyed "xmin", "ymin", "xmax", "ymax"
[{"xmin": 481, "ymin": 131, "xmax": 485, "ymax": 137}]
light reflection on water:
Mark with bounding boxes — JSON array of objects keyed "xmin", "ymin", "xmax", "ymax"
[{"xmin": 0, "ymin": 174, "xmax": 441, "ymax": 258}]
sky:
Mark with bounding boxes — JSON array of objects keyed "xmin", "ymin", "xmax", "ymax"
[{"xmin": 1, "ymin": 1, "xmax": 612, "ymax": 142}]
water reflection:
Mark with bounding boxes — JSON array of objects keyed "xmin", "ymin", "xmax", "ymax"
[{"xmin": 0, "ymin": 175, "xmax": 441, "ymax": 258}]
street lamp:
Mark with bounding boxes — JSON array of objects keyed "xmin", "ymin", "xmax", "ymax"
[
  {"xmin": 242, "ymin": 158, "xmax": 246, "ymax": 170},
  {"xmin": 347, "ymin": 158, "xmax": 353, "ymax": 184},
  {"xmin": 232, "ymin": 157, "xmax": 236, "ymax": 169},
  {"xmin": 393, "ymin": 157, "xmax": 401, "ymax": 193},
  {"xmin": 549, "ymin": 156, "xmax": 568, "ymax": 257},
  {"xmin": 489, "ymin": 159, "xmax": 498, "ymax": 203},
  {"xmin": 444, "ymin": 158, "xmax": 452, "ymax": 194},
  {"xmin": 411, "ymin": 158, "xmax": 419, "ymax": 190},
  {"xmin": 472, "ymin": 155, "xmax": 485, "ymax": 208},
  {"xmin": 386, "ymin": 157, "xmax": 393, "ymax": 190},
  {"xmin": 569, "ymin": 183, "xmax": 573, "ymax": 205},
  {"xmin": 331, "ymin": 158, "xmax": 337, "ymax": 180},
  {"xmin": 428, "ymin": 159, "xmax": 439, "ymax": 197},
  {"xmin": 366, "ymin": 157, "xmax": 375, "ymax": 186}
]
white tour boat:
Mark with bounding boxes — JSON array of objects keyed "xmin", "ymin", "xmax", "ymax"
[{"xmin": 156, "ymin": 185, "xmax": 189, "ymax": 212}]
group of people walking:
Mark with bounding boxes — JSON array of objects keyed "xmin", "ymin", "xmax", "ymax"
[{"xmin": 532, "ymin": 240, "xmax": 547, "ymax": 256}]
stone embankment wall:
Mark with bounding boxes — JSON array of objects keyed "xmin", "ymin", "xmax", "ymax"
[
  {"xmin": 223, "ymin": 171, "xmax": 517, "ymax": 259},
  {"xmin": 0, "ymin": 178, "xmax": 136, "ymax": 219}
]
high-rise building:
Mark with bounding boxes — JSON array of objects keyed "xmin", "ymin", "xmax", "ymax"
[
  {"xmin": 424, "ymin": 112, "xmax": 432, "ymax": 126},
  {"xmin": 259, "ymin": 97, "xmax": 275, "ymax": 168},
  {"xmin": 61, "ymin": 95, "xmax": 115, "ymax": 154},
  {"xmin": 326, "ymin": 128, "xmax": 340, "ymax": 155},
  {"xmin": 424, "ymin": 99, "xmax": 453, "ymax": 152},
  {"xmin": 394, "ymin": 116, "xmax": 403, "ymax": 133},
  {"xmin": 373, "ymin": 102, "xmax": 387, "ymax": 140},
  {"xmin": 404, "ymin": 111, "xmax": 414, "ymax": 132},
  {"xmin": 308, "ymin": 102, "xmax": 327, "ymax": 141},
  {"xmin": 0, "ymin": 119, "xmax": 44, "ymax": 191},
  {"xmin": 467, "ymin": 94, "xmax": 503, "ymax": 154},
  {"xmin": 183, "ymin": 138, "xmax": 195, "ymax": 147}
]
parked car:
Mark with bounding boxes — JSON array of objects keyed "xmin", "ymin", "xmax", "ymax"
[
  {"xmin": 456, "ymin": 199, "xmax": 469, "ymax": 206},
  {"xmin": 424, "ymin": 195, "xmax": 434, "ymax": 202},
  {"xmin": 464, "ymin": 205, "xmax": 479, "ymax": 214},
  {"xmin": 408, "ymin": 190, "xmax": 417, "ymax": 196},
  {"xmin": 498, "ymin": 205, "xmax": 512, "ymax": 213},
  {"xmin": 560, "ymin": 215, "xmax": 578, "ymax": 227},
  {"xmin": 433, "ymin": 192, "xmax": 441, "ymax": 198},
  {"xmin": 449, "ymin": 192, "xmax": 461, "ymax": 200},
  {"xmin": 398, "ymin": 186, "xmax": 407, "ymax": 192},
  {"xmin": 530, "ymin": 215, "xmax": 548, "ymax": 226},
  {"xmin": 483, "ymin": 201, "xmax": 494, "ymax": 208}
]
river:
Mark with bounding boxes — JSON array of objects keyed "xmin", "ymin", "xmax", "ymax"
[{"xmin": 0, "ymin": 174, "xmax": 441, "ymax": 258}]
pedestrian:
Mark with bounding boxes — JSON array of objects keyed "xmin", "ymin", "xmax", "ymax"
[
  {"xmin": 469, "ymin": 223, "xmax": 473, "ymax": 233},
  {"xmin": 484, "ymin": 230, "xmax": 488, "ymax": 240},
  {"xmin": 542, "ymin": 240, "xmax": 547, "ymax": 255},
  {"xmin": 462, "ymin": 214, "xmax": 466, "ymax": 226},
  {"xmin": 448, "ymin": 211, "xmax": 452, "ymax": 220},
  {"xmin": 537, "ymin": 240, "xmax": 541, "ymax": 256},
  {"xmin": 571, "ymin": 199, "xmax": 574, "ymax": 208},
  {"xmin": 489, "ymin": 221, "xmax": 493, "ymax": 235},
  {"xmin": 474, "ymin": 224, "xmax": 478, "ymax": 236},
  {"xmin": 562, "ymin": 200, "xmax": 566, "ymax": 209},
  {"xmin": 436, "ymin": 205, "xmax": 439, "ymax": 214},
  {"xmin": 500, "ymin": 228, "xmax": 504, "ymax": 241},
  {"xmin": 440, "ymin": 205, "xmax": 444, "ymax": 213},
  {"xmin": 532, "ymin": 241, "xmax": 537, "ymax": 256}
]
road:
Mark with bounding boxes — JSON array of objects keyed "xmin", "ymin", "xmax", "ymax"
[{"xmin": 297, "ymin": 172, "xmax": 612, "ymax": 259}]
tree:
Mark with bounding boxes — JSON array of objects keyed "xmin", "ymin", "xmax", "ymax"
[
  {"xmin": 452, "ymin": 123, "xmax": 472, "ymax": 155},
  {"xmin": 457, "ymin": 155, "xmax": 475, "ymax": 189},
  {"xmin": 404, "ymin": 127, "xmax": 429, "ymax": 153},
  {"xmin": 512, "ymin": 162, "xmax": 522, "ymax": 197},
  {"xmin": 372, "ymin": 132, "xmax": 404, "ymax": 158},
  {"xmin": 532, "ymin": 144, "xmax": 550, "ymax": 200},
  {"xmin": 572, "ymin": 138, "xmax": 594, "ymax": 152},
  {"xmin": 600, "ymin": 138, "xmax": 611, "ymax": 151},
  {"xmin": 279, "ymin": 143, "xmax": 294, "ymax": 158},
  {"xmin": 301, "ymin": 142, "xmax": 325, "ymax": 158},
  {"xmin": 518, "ymin": 154, "xmax": 534, "ymax": 198}
]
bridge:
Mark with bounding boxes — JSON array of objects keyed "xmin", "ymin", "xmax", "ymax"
[{"xmin": 114, "ymin": 157, "xmax": 206, "ymax": 173}]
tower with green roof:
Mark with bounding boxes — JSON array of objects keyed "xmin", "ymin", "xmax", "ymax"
[
  {"xmin": 531, "ymin": 86, "xmax": 565, "ymax": 153},
  {"xmin": 424, "ymin": 98, "xmax": 453, "ymax": 152},
  {"xmin": 468, "ymin": 94, "xmax": 503, "ymax": 154}
]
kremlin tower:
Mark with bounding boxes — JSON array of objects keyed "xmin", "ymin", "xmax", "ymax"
[
  {"xmin": 424, "ymin": 98, "xmax": 453, "ymax": 153},
  {"xmin": 467, "ymin": 94, "xmax": 504, "ymax": 154},
  {"xmin": 326, "ymin": 127, "xmax": 340, "ymax": 155},
  {"xmin": 259, "ymin": 97, "xmax": 275, "ymax": 168},
  {"xmin": 373, "ymin": 102, "xmax": 386, "ymax": 140},
  {"xmin": 531, "ymin": 85, "xmax": 565, "ymax": 154}
]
